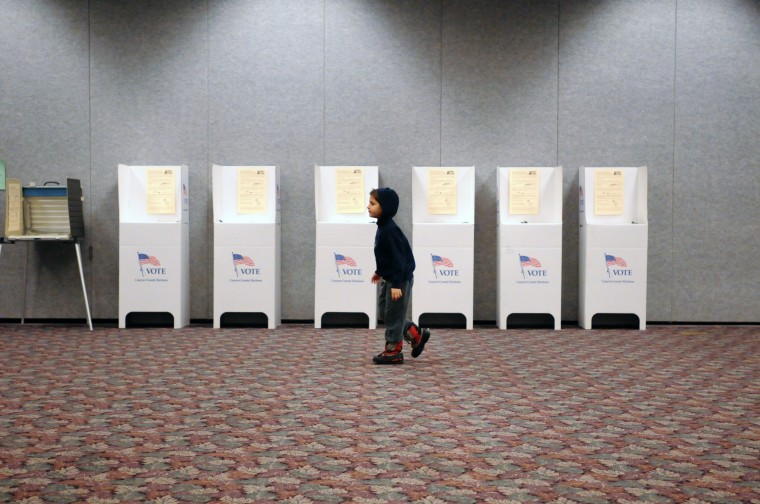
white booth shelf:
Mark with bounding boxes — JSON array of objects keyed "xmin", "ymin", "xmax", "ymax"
[
  {"xmin": 579, "ymin": 166, "xmax": 648, "ymax": 330},
  {"xmin": 118, "ymin": 164, "xmax": 189, "ymax": 328},
  {"xmin": 314, "ymin": 166, "xmax": 378, "ymax": 329},
  {"xmin": 212, "ymin": 165, "xmax": 281, "ymax": 329},
  {"xmin": 497, "ymin": 167, "xmax": 563, "ymax": 330},
  {"xmin": 412, "ymin": 166, "xmax": 475, "ymax": 330}
]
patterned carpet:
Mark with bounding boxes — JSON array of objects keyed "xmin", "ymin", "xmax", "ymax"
[{"xmin": 0, "ymin": 323, "xmax": 758, "ymax": 503}]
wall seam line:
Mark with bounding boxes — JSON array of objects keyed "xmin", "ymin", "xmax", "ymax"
[
  {"xmin": 323, "ymin": 0, "xmax": 327, "ymax": 164},
  {"xmin": 207, "ymin": 0, "xmax": 211, "ymax": 319},
  {"xmin": 556, "ymin": 0, "xmax": 560, "ymax": 167},
  {"xmin": 671, "ymin": 0, "xmax": 678, "ymax": 323},
  {"xmin": 88, "ymin": 0, "xmax": 94, "ymax": 317},
  {"xmin": 440, "ymin": 0, "xmax": 443, "ymax": 166}
]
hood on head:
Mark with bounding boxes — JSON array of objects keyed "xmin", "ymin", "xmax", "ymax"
[{"xmin": 375, "ymin": 187, "xmax": 399, "ymax": 219}]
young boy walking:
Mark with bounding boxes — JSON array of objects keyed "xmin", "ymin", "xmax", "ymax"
[{"xmin": 367, "ymin": 187, "xmax": 430, "ymax": 364}]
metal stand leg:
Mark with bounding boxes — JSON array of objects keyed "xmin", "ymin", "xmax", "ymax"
[
  {"xmin": 22, "ymin": 242, "xmax": 29, "ymax": 325},
  {"xmin": 74, "ymin": 242, "xmax": 93, "ymax": 331}
]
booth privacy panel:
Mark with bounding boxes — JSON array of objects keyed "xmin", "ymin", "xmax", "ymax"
[
  {"xmin": 212, "ymin": 165, "xmax": 279, "ymax": 224},
  {"xmin": 412, "ymin": 166, "xmax": 475, "ymax": 224},
  {"xmin": 118, "ymin": 165, "xmax": 188, "ymax": 223}
]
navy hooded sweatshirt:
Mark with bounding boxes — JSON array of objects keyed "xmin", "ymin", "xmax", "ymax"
[{"xmin": 373, "ymin": 187, "xmax": 416, "ymax": 289}]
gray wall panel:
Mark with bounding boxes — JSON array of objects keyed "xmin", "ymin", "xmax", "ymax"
[
  {"xmin": 442, "ymin": 0, "xmax": 559, "ymax": 322},
  {"xmin": 0, "ymin": 0, "xmax": 91, "ymax": 319},
  {"xmin": 324, "ymin": 0, "xmax": 442, "ymax": 300},
  {"xmin": 2, "ymin": 1, "xmax": 758, "ymax": 324},
  {"xmin": 89, "ymin": 0, "xmax": 208, "ymax": 319},
  {"xmin": 209, "ymin": 0, "xmax": 325, "ymax": 320},
  {"xmin": 673, "ymin": 0, "xmax": 760, "ymax": 321},
  {"xmin": 558, "ymin": 0, "xmax": 676, "ymax": 322}
]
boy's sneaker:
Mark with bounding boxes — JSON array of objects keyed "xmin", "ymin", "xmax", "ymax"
[
  {"xmin": 373, "ymin": 342, "xmax": 404, "ymax": 365},
  {"xmin": 404, "ymin": 321, "xmax": 431, "ymax": 358},
  {"xmin": 411, "ymin": 328, "xmax": 430, "ymax": 358}
]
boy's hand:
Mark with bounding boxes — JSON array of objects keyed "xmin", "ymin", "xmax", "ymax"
[
  {"xmin": 391, "ymin": 288, "xmax": 402, "ymax": 301},
  {"xmin": 371, "ymin": 273, "xmax": 382, "ymax": 284}
]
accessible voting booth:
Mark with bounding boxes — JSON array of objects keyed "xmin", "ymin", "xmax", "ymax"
[
  {"xmin": 412, "ymin": 166, "xmax": 475, "ymax": 330},
  {"xmin": 314, "ymin": 165, "xmax": 378, "ymax": 329},
  {"xmin": 497, "ymin": 167, "xmax": 563, "ymax": 330},
  {"xmin": 579, "ymin": 166, "xmax": 648, "ymax": 329},
  {"xmin": 118, "ymin": 164, "xmax": 189, "ymax": 328},
  {"xmin": 212, "ymin": 165, "xmax": 280, "ymax": 329}
]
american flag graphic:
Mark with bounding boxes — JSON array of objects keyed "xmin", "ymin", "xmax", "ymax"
[
  {"xmin": 605, "ymin": 254, "xmax": 627, "ymax": 267},
  {"xmin": 520, "ymin": 255, "xmax": 542, "ymax": 268},
  {"xmin": 138, "ymin": 253, "xmax": 161, "ymax": 266},
  {"xmin": 233, "ymin": 253, "xmax": 255, "ymax": 267},
  {"xmin": 432, "ymin": 255, "xmax": 454, "ymax": 267},
  {"xmin": 335, "ymin": 254, "xmax": 357, "ymax": 267}
]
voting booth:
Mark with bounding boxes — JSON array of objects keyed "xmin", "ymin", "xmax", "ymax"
[
  {"xmin": 118, "ymin": 164, "xmax": 189, "ymax": 328},
  {"xmin": 212, "ymin": 165, "xmax": 280, "ymax": 329},
  {"xmin": 579, "ymin": 166, "xmax": 648, "ymax": 329},
  {"xmin": 314, "ymin": 166, "xmax": 378, "ymax": 328},
  {"xmin": 2, "ymin": 177, "xmax": 93, "ymax": 331},
  {"xmin": 412, "ymin": 166, "xmax": 475, "ymax": 330},
  {"xmin": 497, "ymin": 167, "xmax": 563, "ymax": 330}
]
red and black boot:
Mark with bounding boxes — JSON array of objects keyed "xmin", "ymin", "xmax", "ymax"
[
  {"xmin": 404, "ymin": 321, "xmax": 431, "ymax": 358},
  {"xmin": 373, "ymin": 341, "xmax": 404, "ymax": 365}
]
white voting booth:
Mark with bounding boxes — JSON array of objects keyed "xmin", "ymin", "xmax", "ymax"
[
  {"xmin": 412, "ymin": 166, "xmax": 475, "ymax": 330},
  {"xmin": 579, "ymin": 166, "xmax": 648, "ymax": 329},
  {"xmin": 497, "ymin": 167, "xmax": 563, "ymax": 330},
  {"xmin": 118, "ymin": 164, "xmax": 189, "ymax": 328},
  {"xmin": 212, "ymin": 165, "xmax": 280, "ymax": 329},
  {"xmin": 314, "ymin": 166, "xmax": 378, "ymax": 329}
]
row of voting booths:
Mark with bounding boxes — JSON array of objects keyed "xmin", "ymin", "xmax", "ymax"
[
  {"xmin": 116, "ymin": 164, "xmax": 647, "ymax": 330},
  {"xmin": 498, "ymin": 166, "xmax": 647, "ymax": 330},
  {"xmin": 314, "ymin": 166, "xmax": 476, "ymax": 329},
  {"xmin": 118, "ymin": 164, "xmax": 280, "ymax": 329}
]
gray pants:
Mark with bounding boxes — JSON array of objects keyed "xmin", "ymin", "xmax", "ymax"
[{"xmin": 379, "ymin": 278, "xmax": 413, "ymax": 345}]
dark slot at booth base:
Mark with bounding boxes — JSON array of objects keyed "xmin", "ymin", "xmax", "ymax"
[
  {"xmin": 319, "ymin": 312, "xmax": 371, "ymax": 328},
  {"xmin": 125, "ymin": 312, "xmax": 174, "ymax": 328},
  {"xmin": 591, "ymin": 313, "xmax": 641, "ymax": 329},
  {"xmin": 418, "ymin": 313, "xmax": 467, "ymax": 329},
  {"xmin": 219, "ymin": 312, "xmax": 269, "ymax": 328},
  {"xmin": 506, "ymin": 313, "xmax": 556, "ymax": 329}
]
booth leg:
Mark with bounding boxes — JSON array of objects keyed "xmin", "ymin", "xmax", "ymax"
[
  {"xmin": 22, "ymin": 242, "xmax": 30, "ymax": 325},
  {"xmin": 74, "ymin": 242, "xmax": 93, "ymax": 331}
]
